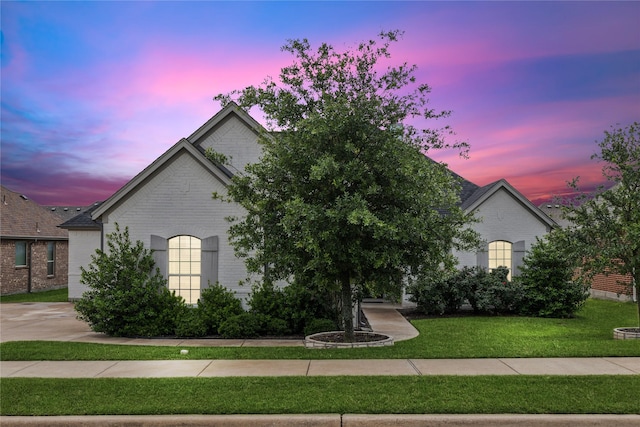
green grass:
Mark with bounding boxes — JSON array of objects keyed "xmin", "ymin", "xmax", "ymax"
[
  {"xmin": 2, "ymin": 376, "xmax": 639, "ymax": 415},
  {"xmin": 1, "ymin": 299, "xmax": 638, "ymax": 360},
  {"xmin": 0, "ymin": 287, "xmax": 68, "ymax": 303}
]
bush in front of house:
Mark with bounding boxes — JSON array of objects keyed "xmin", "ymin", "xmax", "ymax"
[
  {"xmin": 217, "ymin": 312, "xmax": 291, "ymax": 338},
  {"xmin": 196, "ymin": 283, "xmax": 245, "ymax": 335},
  {"xmin": 247, "ymin": 280, "xmax": 338, "ymax": 335},
  {"xmin": 408, "ymin": 265, "xmax": 524, "ymax": 316},
  {"xmin": 75, "ymin": 224, "xmax": 186, "ymax": 337},
  {"xmin": 516, "ymin": 237, "xmax": 589, "ymax": 318},
  {"xmin": 407, "ymin": 269, "xmax": 467, "ymax": 315},
  {"xmin": 470, "ymin": 266, "xmax": 524, "ymax": 315},
  {"xmin": 174, "ymin": 307, "xmax": 208, "ymax": 338}
]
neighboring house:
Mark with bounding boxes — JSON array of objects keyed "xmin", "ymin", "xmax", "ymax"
[
  {"xmin": 0, "ymin": 186, "xmax": 69, "ymax": 295},
  {"xmin": 61, "ymin": 102, "xmax": 556, "ymax": 304},
  {"xmin": 538, "ymin": 201, "xmax": 635, "ymax": 302}
]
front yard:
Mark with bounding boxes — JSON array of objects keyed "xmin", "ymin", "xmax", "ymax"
[
  {"xmin": 1, "ymin": 298, "xmax": 638, "ymax": 360},
  {"xmin": 1, "ymin": 297, "xmax": 638, "ymax": 416}
]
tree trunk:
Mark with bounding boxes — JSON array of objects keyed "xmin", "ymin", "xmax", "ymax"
[{"xmin": 341, "ymin": 272, "xmax": 354, "ymax": 342}]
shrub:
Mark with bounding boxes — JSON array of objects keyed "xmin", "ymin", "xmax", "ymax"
[
  {"xmin": 196, "ymin": 283, "xmax": 244, "ymax": 335},
  {"xmin": 465, "ymin": 266, "xmax": 524, "ymax": 315},
  {"xmin": 218, "ymin": 313, "xmax": 260, "ymax": 338},
  {"xmin": 516, "ymin": 236, "xmax": 589, "ymax": 318},
  {"xmin": 247, "ymin": 280, "xmax": 338, "ymax": 334},
  {"xmin": 174, "ymin": 307, "xmax": 208, "ymax": 338},
  {"xmin": 473, "ymin": 272, "xmax": 524, "ymax": 315},
  {"xmin": 407, "ymin": 269, "xmax": 466, "ymax": 315},
  {"xmin": 260, "ymin": 315, "xmax": 292, "ymax": 336},
  {"xmin": 75, "ymin": 224, "xmax": 186, "ymax": 337},
  {"xmin": 303, "ymin": 318, "xmax": 338, "ymax": 336},
  {"xmin": 247, "ymin": 281, "xmax": 287, "ymax": 318}
]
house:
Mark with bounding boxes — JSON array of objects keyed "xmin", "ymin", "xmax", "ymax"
[
  {"xmin": 0, "ymin": 186, "xmax": 69, "ymax": 295},
  {"xmin": 454, "ymin": 179, "xmax": 556, "ymax": 280},
  {"xmin": 61, "ymin": 102, "xmax": 556, "ymax": 304}
]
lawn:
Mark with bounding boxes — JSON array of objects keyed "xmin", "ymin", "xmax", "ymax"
[
  {"xmin": 1, "ymin": 299, "xmax": 638, "ymax": 360},
  {"xmin": 2, "ymin": 297, "xmax": 639, "ymax": 416},
  {"xmin": 0, "ymin": 287, "xmax": 68, "ymax": 303},
  {"xmin": 2, "ymin": 376, "xmax": 639, "ymax": 415}
]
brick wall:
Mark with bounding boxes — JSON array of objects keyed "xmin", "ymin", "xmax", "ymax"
[
  {"xmin": 591, "ymin": 271, "xmax": 632, "ymax": 296},
  {"xmin": 0, "ymin": 239, "xmax": 68, "ymax": 295}
]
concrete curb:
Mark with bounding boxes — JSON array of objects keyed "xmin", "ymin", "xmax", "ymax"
[{"xmin": 2, "ymin": 414, "xmax": 640, "ymax": 426}]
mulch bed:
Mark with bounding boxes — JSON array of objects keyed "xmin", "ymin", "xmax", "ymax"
[{"xmin": 308, "ymin": 331, "xmax": 390, "ymax": 343}]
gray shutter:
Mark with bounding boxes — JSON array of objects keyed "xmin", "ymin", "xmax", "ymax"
[
  {"xmin": 150, "ymin": 235, "xmax": 167, "ymax": 278},
  {"xmin": 512, "ymin": 240, "xmax": 526, "ymax": 277},
  {"xmin": 476, "ymin": 243, "xmax": 489, "ymax": 270},
  {"xmin": 201, "ymin": 236, "xmax": 219, "ymax": 289}
]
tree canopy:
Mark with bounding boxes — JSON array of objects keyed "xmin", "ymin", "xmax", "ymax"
[
  {"xmin": 213, "ymin": 31, "xmax": 478, "ymax": 339},
  {"xmin": 561, "ymin": 122, "xmax": 640, "ymax": 327}
]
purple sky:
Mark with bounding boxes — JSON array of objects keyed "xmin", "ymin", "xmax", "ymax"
[{"xmin": 2, "ymin": 1, "xmax": 639, "ymax": 207}]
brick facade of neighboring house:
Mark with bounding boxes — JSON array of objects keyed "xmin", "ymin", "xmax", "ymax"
[
  {"xmin": 590, "ymin": 271, "xmax": 633, "ymax": 300},
  {"xmin": 0, "ymin": 186, "xmax": 69, "ymax": 295}
]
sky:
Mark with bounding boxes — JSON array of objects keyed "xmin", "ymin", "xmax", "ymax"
[{"xmin": 1, "ymin": 1, "xmax": 639, "ymax": 207}]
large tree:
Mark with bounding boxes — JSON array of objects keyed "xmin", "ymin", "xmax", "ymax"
[
  {"xmin": 562, "ymin": 122, "xmax": 640, "ymax": 329},
  {"xmin": 214, "ymin": 31, "xmax": 478, "ymax": 340}
]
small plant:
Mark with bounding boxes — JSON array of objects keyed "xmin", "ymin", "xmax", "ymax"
[{"xmin": 75, "ymin": 224, "xmax": 185, "ymax": 337}]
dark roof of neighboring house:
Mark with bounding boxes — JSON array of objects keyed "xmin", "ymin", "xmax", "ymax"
[
  {"xmin": 538, "ymin": 202, "xmax": 572, "ymax": 228},
  {"xmin": 0, "ymin": 186, "xmax": 68, "ymax": 240},
  {"xmin": 45, "ymin": 205, "xmax": 95, "ymax": 223},
  {"xmin": 59, "ymin": 202, "xmax": 104, "ymax": 230}
]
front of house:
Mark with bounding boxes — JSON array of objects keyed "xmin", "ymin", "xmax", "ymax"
[{"xmin": 62, "ymin": 103, "xmax": 556, "ymax": 304}]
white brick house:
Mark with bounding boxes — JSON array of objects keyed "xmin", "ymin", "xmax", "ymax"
[{"xmin": 62, "ymin": 102, "xmax": 556, "ymax": 303}]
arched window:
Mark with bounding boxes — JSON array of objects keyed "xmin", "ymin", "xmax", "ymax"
[
  {"xmin": 488, "ymin": 240, "xmax": 512, "ymax": 280},
  {"xmin": 168, "ymin": 235, "xmax": 201, "ymax": 304}
]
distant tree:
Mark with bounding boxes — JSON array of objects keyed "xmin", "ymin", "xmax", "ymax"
[
  {"xmin": 561, "ymin": 122, "xmax": 640, "ymax": 328},
  {"xmin": 213, "ymin": 31, "xmax": 478, "ymax": 340}
]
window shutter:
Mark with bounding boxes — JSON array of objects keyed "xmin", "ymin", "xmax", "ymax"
[
  {"xmin": 201, "ymin": 236, "xmax": 219, "ymax": 288},
  {"xmin": 476, "ymin": 243, "xmax": 489, "ymax": 269},
  {"xmin": 512, "ymin": 240, "xmax": 526, "ymax": 277},
  {"xmin": 150, "ymin": 235, "xmax": 167, "ymax": 278}
]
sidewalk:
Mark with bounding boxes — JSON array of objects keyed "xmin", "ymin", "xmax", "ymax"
[{"xmin": 3, "ymin": 356, "xmax": 639, "ymax": 378}]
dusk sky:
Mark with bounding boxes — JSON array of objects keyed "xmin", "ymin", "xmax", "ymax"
[{"xmin": 1, "ymin": 1, "xmax": 639, "ymax": 207}]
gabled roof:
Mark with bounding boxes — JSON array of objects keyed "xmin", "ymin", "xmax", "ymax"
[
  {"xmin": 187, "ymin": 101, "xmax": 265, "ymax": 145},
  {"xmin": 90, "ymin": 138, "xmax": 233, "ymax": 221},
  {"xmin": 0, "ymin": 185, "xmax": 68, "ymax": 239},
  {"xmin": 462, "ymin": 179, "xmax": 557, "ymax": 229}
]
